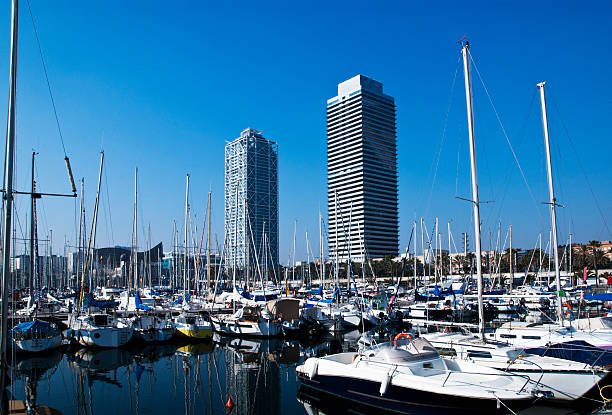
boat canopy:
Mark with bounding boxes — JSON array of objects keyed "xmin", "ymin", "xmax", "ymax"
[
  {"xmin": 266, "ymin": 298, "xmax": 299, "ymax": 320},
  {"xmin": 135, "ymin": 291, "xmax": 151, "ymax": 311},
  {"xmin": 584, "ymin": 292, "xmax": 612, "ymax": 301},
  {"xmin": 11, "ymin": 320, "xmax": 56, "ymax": 333},
  {"xmin": 82, "ymin": 293, "xmax": 119, "ymax": 309}
]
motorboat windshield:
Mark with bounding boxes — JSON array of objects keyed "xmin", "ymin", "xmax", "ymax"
[{"xmin": 367, "ymin": 337, "xmax": 440, "ymax": 363}]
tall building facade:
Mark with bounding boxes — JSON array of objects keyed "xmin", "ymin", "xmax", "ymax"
[
  {"xmin": 225, "ymin": 128, "xmax": 279, "ymax": 274},
  {"xmin": 327, "ymin": 75, "xmax": 398, "ymax": 262}
]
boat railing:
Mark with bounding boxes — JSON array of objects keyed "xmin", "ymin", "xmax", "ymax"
[
  {"xmin": 507, "ymin": 356, "xmax": 544, "ymax": 388},
  {"xmin": 441, "ymin": 369, "xmax": 532, "ymax": 393}
]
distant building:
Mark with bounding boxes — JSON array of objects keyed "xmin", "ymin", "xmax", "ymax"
[
  {"xmin": 224, "ymin": 128, "xmax": 279, "ymax": 272},
  {"xmin": 327, "ymin": 75, "xmax": 398, "ymax": 262}
]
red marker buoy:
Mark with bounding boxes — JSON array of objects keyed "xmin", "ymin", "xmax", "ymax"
[{"xmin": 226, "ymin": 396, "xmax": 234, "ymax": 411}]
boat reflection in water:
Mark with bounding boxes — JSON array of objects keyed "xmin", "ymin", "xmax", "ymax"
[
  {"xmin": 220, "ymin": 336, "xmax": 284, "ymax": 415},
  {"xmin": 12, "ymin": 350, "xmax": 62, "ymax": 414},
  {"xmin": 7, "ymin": 330, "xmax": 365, "ymax": 415}
]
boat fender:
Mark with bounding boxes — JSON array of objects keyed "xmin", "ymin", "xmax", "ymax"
[
  {"xmin": 308, "ymin": 359, "xmax": 319, "ymax": 379},
  {"xmin": 379, "ymin": 370, "xmax": 392, "ymax": 395}
]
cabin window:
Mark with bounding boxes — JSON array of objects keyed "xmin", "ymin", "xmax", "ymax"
[
  {"xmin": 500, "ymin": 334, "xmax": 516, "ymax": 339},
  {"xmin": 437, "ymin": 347, "xmax": 457, "ymax": 357},
  {"xmin": 94, "ymin": 315, "xmax": 108, "ymax": 326},
  {"xmin": 467, "ymin": 350, "xmax": 492, "ymax": 359},
  {"xmin": 522, "ymin": 335, "xmax": 541, "ymax": 340},
  {"xmin": 423, "ymin": 362, "xmax": 433, "ymax": 368}
]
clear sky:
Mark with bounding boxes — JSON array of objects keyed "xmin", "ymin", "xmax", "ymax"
[{"xmin": 1, "ymin": 0, "xmax": 611, "ymax": 262}]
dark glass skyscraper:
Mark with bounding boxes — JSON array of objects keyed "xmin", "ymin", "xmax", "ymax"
[
  {"xmin": 225, "ymin": 128, "xmax": 279, "ymax": 272},
  {"xmin": 327, "ymin": 75, "xmax": 398, "ymax": 262}
]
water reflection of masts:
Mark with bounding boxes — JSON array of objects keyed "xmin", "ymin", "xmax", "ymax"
[
  {"xmin": 76, "ymin": 370, "xmax": 89, "ymax": 415},
  {"xmin": 224, "ymin": 339, "xmax": 281, "ymax": 415}
]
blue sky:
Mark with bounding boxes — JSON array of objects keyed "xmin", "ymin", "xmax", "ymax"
[{"xmin": 2, "ymin": 0, "xmax": 611, "ymax": 261}]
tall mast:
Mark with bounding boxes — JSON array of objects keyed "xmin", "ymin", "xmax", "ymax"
[
  {"xmin": 413, "ymin": 220, "xmax": 417, "ymax": 288},
  {"xmin": 434, "ymin": 218, "xmax": 438, "ymax": 283},
  {"xmin": 420, "ymin": 217, "xmax": 425, "ymax": 282},
  {"xmin": 30, "ymin": 152, "xmax": 36, "ymax": 296},
  {"xmin": 461, "ymin": 42, "xmax": 485, "ymax": 341},
  {"xmin": 0, "ymin": 0, "xmax": 19, "ymax": 399},
  {"xmin": 207, "ymin": 191, "xmax": 211, "ymax": 291},
  {"xmin": 319, "ymin": 210, "xmax": 325, "ymax": 288},
  {"xmin": 334, "ymin": 190, "xmax": 339, "ymax": 288},
  {"xmin": 172, "ymin": 220, "xmax": 177, "ymax": 290},
  {"xmin": 509, "ymin": 224, "xmax": 513, "ymax": 294},
  {"xmin": 147, "ymin": 223, "xmax": 151, "ymax": 288},
  {"xmin": 569, "ymin": 232, "xmax": 573, "ymax": 286},
  {"xmin": 448, "ymin": 222, "xmax": 452, "ymax": 277},
  {"xmin": 292, "ymin": 220, "xmax": 296, "ymax": 282},
  {"xmin": 133, "ymin": 167, "xmax": 138, "ymax": 290},
  {"xmin": 183, "ymin": 174, "xmax": 190, "ymax": 300},
  {"xmin": 537, "ymin": 81, "xmax": 563, "ymax": 324},
  {"xmin": 78, "ymin": 178, "xmax": 84, "ymax": 283}
]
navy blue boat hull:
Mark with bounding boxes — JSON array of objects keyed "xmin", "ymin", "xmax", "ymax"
[{"xmin": 297, "ymin": 373, "xmax": 534, "ymax": 415}]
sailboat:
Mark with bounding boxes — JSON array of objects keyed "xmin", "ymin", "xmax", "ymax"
[
  {"xmin": 173, "ymin": 174, "xmax": 213, "ymax": 339},
  {"xmin": 66, "ymin": 152, "xmax": 133, "ymax": 348},
  {"xmin": 128, "ymin": 167, "xmax": 175, "ymax": 342},
  {"xmin": 421, "ymin": 42, "xmax": 611, "ymax": 404},
  {"xmin": 11, "ymin": 153, "xmax": 62, "ymax": 353},
  {"xmin": 487, "ymin": 83, "xmax": 612, "ymax": 352}
]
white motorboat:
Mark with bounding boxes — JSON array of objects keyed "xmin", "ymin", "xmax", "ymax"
[
  {"xmin": 297, "ymin": 337, "xmax": 538, "ymax": 414},
  {"xmin": 211, "ymin": 305, "xmax": 281, "ymax": 337},
  {"xmin": 489, "ymin": 322, "xmax": 612, "ymax": 351}
]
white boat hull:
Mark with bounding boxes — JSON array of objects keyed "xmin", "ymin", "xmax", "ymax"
[{"xmin": 13, "ymin": 334, "xmax": 62, "ymax": 353}]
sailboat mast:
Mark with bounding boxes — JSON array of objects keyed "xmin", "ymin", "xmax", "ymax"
[
  {"xmin": 319, "ymin": 210, "xmax": 324, "ymax": 288},
  {"xmin": 537, "ymin": 81, "xmax": 563, "ymax": 324},
  {"xmin": 448, "ymin": 222, "xmax": 452, "ymax": 278},
  {"xmin": 420, "ymin": 217, "xmax": 425, "ymax": 283},
  {"xmin": 413, "ymin": 220, "xmax": 417, "ymax": 288},
  {"xmin": 207, "ymin": 191, "xmax": 211, "ymax": 291},
  {"xmin": 30, "ymin": 152, "xmax": 36, "ymax": 295},
  {"xmin": 183, "ymin": 174, "xmax": 190, "ymax": 299},
  {"xmin": 509, "ymin": 224, "xmax": 513, "ymax": 294},
  {"xmin": 461, "ymin": 42, "xmax": 485, "ymax": 340},
  {"xmin": 133, "ymin": 166, "xmax": 138, "ymax": 290},
  {"xmin": 0, "ymin": 0, "xmax": 19, "ymax": 398}
]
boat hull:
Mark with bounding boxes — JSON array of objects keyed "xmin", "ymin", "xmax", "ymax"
[
  {"xmin": 211, "ymin": 318, "xmax": 281, "ymax": 337},
  {"xmin": 297, "ymin": 373, "xmax": 533, "ymax": 415},
  {"xmin": 176, "ymin": 327, "xmax": 213, "ymax": 339},
  {"xmin": 134, "ymin": 328, "xmax": 175, "ymax": 342},
  {"xmin": 12, "ymin": 334, "xmax": 62, "ymax": 353},
  {"xmin": 72, "ymin": 327, "xmax": 133, "ymax": 348}
]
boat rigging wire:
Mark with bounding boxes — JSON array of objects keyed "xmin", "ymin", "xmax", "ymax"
[
  {"xmin": 424, "ymin": 52, "xmax": 461, "ymax": 218},
  {"xmin": 548, "ymin": 92, "xmax": 612, "ymax": 240},
  {"xmin": 467, "ymin": 50, "xmax": 544, "ymax": 226},
  {"xmin": 25, "ymin": 0, "xmax": 67, "ymax": 158}
]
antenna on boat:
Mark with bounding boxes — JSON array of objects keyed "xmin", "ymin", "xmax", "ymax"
[{"xmin": 460, "ymin": 40, "xmax": 486, "ymax": 341}]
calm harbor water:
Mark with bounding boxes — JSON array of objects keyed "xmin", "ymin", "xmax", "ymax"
[{"xmin": 7, "ymin": 331, "xmax": 595, "ymax": 415}]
